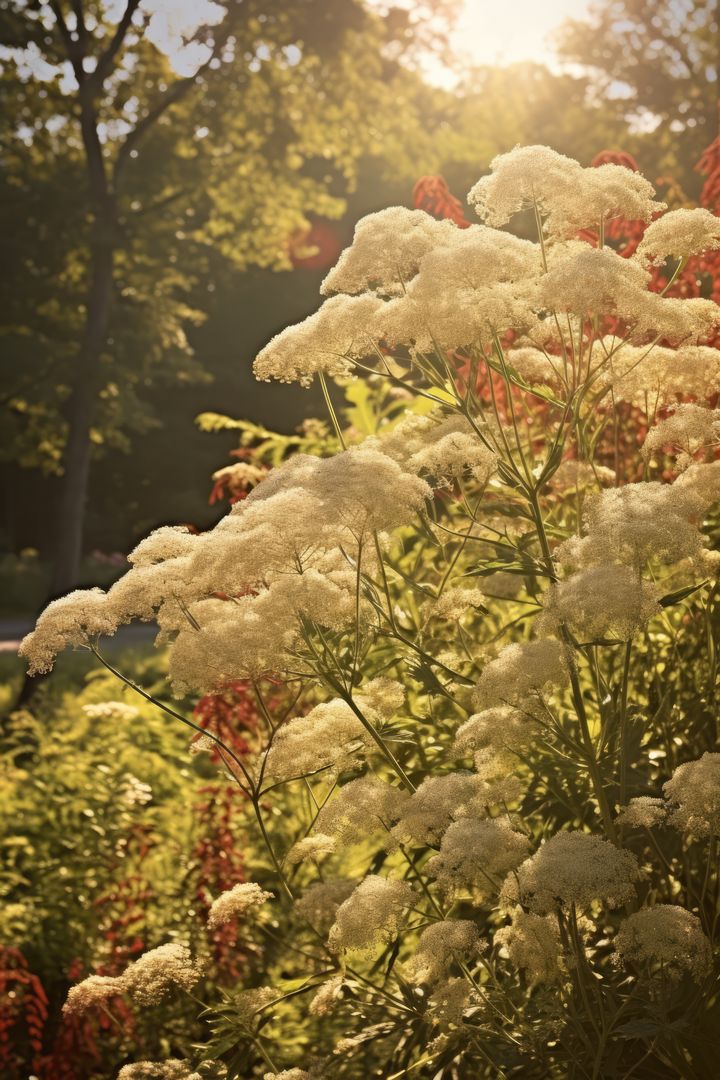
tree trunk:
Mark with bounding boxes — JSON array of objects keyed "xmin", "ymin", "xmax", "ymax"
[
  {"xmin": 47, "ymin": 60, "xmax": 118, "ymax": 598},
  {"xmin": 49, "ymin": 231, "xmax": 114, "ymax": 596}
]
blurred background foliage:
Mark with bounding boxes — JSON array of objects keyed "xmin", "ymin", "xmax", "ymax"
[{"xmin": 0, "ymin": 0, "xmax": 717, "ymax": 602}]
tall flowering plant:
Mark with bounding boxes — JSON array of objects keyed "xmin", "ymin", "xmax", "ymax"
[{"xmin": 21, "ymin": 146, "xmax": 720, "ymax": 1079}]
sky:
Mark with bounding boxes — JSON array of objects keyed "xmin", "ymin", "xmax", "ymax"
[
  {"xmin": 132, "ymin": 0, "xmax": 593, "ymax": 79},
  {"xmin": 424, "ymin": 0, "xmax": 591, "ymax": 86}
]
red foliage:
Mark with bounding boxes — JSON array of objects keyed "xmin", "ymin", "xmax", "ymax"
[
  {"xmin": 0, "ymin": 947, "xmax": 48, "ymax": 1076},
  {"xmin": 412, "ymin": 175, "xmax": 471, "ymax": 228},
  {"xmin": 289, "ymin": 218, "xmax": 344, "ymax": 270},
  {"xmin": 190, "ymin": 681, "xmax": 270, "ymax": 979}
]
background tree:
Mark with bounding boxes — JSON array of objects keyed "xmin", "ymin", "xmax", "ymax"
[
  {"xmin": 557, "ymin": 0, "xmax": 719, "ymax": 187},
  {"xmin": 0, "ymin": 0, "xmax": 452, "ymax": 595}
]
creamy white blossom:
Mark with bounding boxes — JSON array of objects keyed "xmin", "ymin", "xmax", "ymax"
[
  {"xmin": 663, "ymin": 752, "xmax": 720, "ymax": 837},
  {"xmin": 328, "ymin": 875, "xmax": 415, "ymax": 953},
  {"xmin": 540, "ymin": 565, "xmax": 661, "ymax": 641},
  {"xmin": 495, "ymin": 908, "xmax": 562, "ymax": 986},
  {"xmin": 501, "ymin": 831, "xmax": 640, "ymax": 913},
  {"xmin": 406, "ymin": 920, "xmax": 485, "ymax": 985},
  {"xmin": 206, "ymin": 882, "xmax": 273, "ymax": 929},
  {"xmin": 636, "ymin": 207, "xmax": 720, "ymax": 266},
  {"xmin": 468, "ymin": 146, "xmax": 662, "ymax": 238},
  {"xmin": 614, "ymin": 905, "xmax": 712, "ymax": 981},
  {"xmin": 426, "ymin": 818, "xmax": 530, "ymax": 897},
  {"xmin": 253, "ymin": 293, "xmax": 384, "ymax": 387},
  {"xmin": 321, "ymin": 206, "xmax": 459, "ymax": 296},
  {"xmin": 473, "ymin": 639, "xmax": 570, "ymax": 711}
]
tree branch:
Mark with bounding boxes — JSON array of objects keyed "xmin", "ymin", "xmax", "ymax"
[
  {"xmin": 91, "ymin": 0, "xmax": 143, "ymax": 90},
  {"xmin": 112, "ymin": 24, "xmax": 232, "ymax": 190},
  {"xmin": 48, "ymin": 0, "xmax": 85, "ymax": 80}
]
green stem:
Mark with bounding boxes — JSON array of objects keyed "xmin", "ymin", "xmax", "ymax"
[{"xmin": 318, "ymin": 370, "xmax": 347, "ymax": 449}]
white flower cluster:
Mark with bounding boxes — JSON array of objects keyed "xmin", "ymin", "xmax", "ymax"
[
  {"xmin": 540, "ymin": 564, "xmax": 661, "ymax": 642},
  {"xmin": 495, "ymin": 907, "xmax": 562, "ymax": 986},
  {"xmin": 614, "ymin": 905, "xmax": 712, "ymax": 981},
  {"xmin": 603, "ymin": 341, "xmax": 720, "ymax": 409},
  {"xmin": 663, "ymin": 752, "xmax": 720, "ymax": 837},
  {"xmin": 64, "ymin": 943, "xmax": 199, "ymax": 1015},
  {"xmin": 643, "ymin": 404, "xmax": 720, "ymax": 470},
  {"xmin": 20, "ymin": 447, "xmax": 430, "ymax": 688},
  {"xmin": 82, "ymin": 700, "xmax": 140, "ymax": 722},
  {"xmin": 328, "ymin": 875, "xmax": 415, "ymax": 953},
  {"xmin": 390, "ymin": 771, "xmax": 515, "ymax": 849},
  {"xmin": 315, "ymin": 775, "xmax": 408, "ymax": 846},
  {"xmin": 501, "ymin": 831, "xmax": 640, "ymax": 913},
  {"xmin": 405, "ymin": 920, "xmax": 485, "ymax": 985},
  {"xmin": 250, "ymin": 148, "xmax": 720, "ymax": 392},
  {"xmin": 636, "ymin": 207, "xmax": 720, "ymax": 265},
  {"xmin": 294, "ymin": 880, "xmax": 359, "ymax": 932},
  {"xmin": 556, "ymin": 479, "xmax": 715, "ymax": 574},
  {"xmin": 468, "ymin": 146, "xmax": 664, "ymax": 237},
  {"xmin": 264, "ymin": 699, "xmax": 375, "ymax": 782},
  {"xmin": 426, "ymin": 817, "xmax": 531, "ymax": 898},
  {"xmin": 117, "ymin": 1062, "xmax": 205, "ymax": 1080},
  {"xmin": 473, "ymin": 639, "xmax": 570, "ymax": 712},
  {"xmin": 206, "ymin": 881, "xmax": 273, "ymax": 930}
]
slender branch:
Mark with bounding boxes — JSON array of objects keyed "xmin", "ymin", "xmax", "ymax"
[{"xmin": 91, "ymin": 0, "xmax": 143, "ymax": 89}]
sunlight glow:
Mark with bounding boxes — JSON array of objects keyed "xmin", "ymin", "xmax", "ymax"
[{"xmin": 427, "ymin": 0, "xmax": 591, "ymax": 86}]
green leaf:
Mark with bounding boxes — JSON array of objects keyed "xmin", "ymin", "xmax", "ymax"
[{"xmin": 658, "ymin": 581, "xmax": 707, "ymax": 608}]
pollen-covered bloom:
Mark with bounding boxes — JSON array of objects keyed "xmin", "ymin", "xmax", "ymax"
[
  {"xmin": 505, "ymin": 346, "xmax": 564, "ymax": 389},
  {"xmin": 405, "ymin": 920, "xmax": 485, "ymax": 985},
  {"xmin": 294, "ymin": 880, "xmax": 358, "ymax": 931},
  {"xmin": 309, "ymin": 974, "xmax": 345, "ymax": 1017},
  {"xmin": 64, "ymin": 944, "xmax": 200, "ymax": 1015},
  {"xmin": 635, "ymin": 207, "xmax": 720, "ymax": 266},
  {"xmin": 426, "ymin": 818, "xmax": 530, "ymax": 898},
  {"xmin": 540, "ymin": 565, "xmax": 661, "ymax": 641},
  {"xmin": 663, "ymin": 752, "xmax": 720, "ymax": 837},
  {"xmin": 253, "ymin": 293, "xmax": 384, "ymax": 387},
  {"xmin": 600, "ymin": 342, "xmax": 720, "ymax": 409},
  {"xmin": 473, "ymin": 639, "xmax": 570, "ymax": 712},
  {"xmin": 315, "ymin": 775, "xmax": 408, "ymax": 845},
  {"xmin": 206, "ymin": 882, "xmax": 273, "ymax": 930},
  {"xmin": 642, "ymin": 404, "xmax": 720, "ymax": 470},
  {"xmin": 354, "ymin": 676, "xmax": 405, "ymax": 719},
  {"xmin": 19, "ymin": 588, "xmax": 121, "ymax": 675},
  {"xmin": 263, "ymin": 700, "xmax": 375, "ymax": 782},
  {"xmin": 501, "ymin": 831, "xmax": 640, "ymax": 914},
  {"xmin": 453, "ymin": 705, "xmax": 539, "ymax": 759},
  {"xmin": 540, "ymin": 242, "xmax": 651, "ymax": 320},
  {"xmin": 328, "ymin": 875, "xmax": 415, "ymax": 953},
  {"xmin": 495, "ymin": 908, "xmax": 562, "ymax": 986},
  {"xmin": 614, "ymin": 906, "xmax": 712, "ymax": 981},
  {"xmin": 286, "ymin": 834, "xmax": 336, "ymax": 865},
  {"xmin": 382, "ymin": 226, "xmax": 540, "ymax": 351},
  {"xmin": 264, "ymin": 1070, "xmax": 313, "ymax": 1080},
  {"xmin": 426, "ymin": 977, "xmax": 477, "ymax": 1029},
  {"xmin": 63, "ymin": 974, "xmax": 124, "ymax": 1016},
  {"xmin": 468, "ymin": 146, "xmax": 662, "ymax": 238},
  {"xmin": 376, "ymin": 411, "xmax": 496, "ymax": 487},
  {"xmin": 117, "ymin": 1063, "xmax": 204, "ymax": 1080},
  {"xmin": 233, "ymin": 986, "xmax": 277, "ymax": 1025},
  {"xmin": 616, "ymin": 796, "xmax": 668, "ymax": 829},
  {"xmin": 390, "ymin": 772, "xmax": 494, "ymax": 848},
  {"xmin": 555, "ymin": 481, "xmax": 708, "ymax": 572},
  {"xmin": 429, "ymin": 587, "xmax": 487, "ymax": 622},
  {"xmin": 120, "ymin": 943, "xmax": 200, "ymax": 1006},
  {"xmin": 320, "ymin": 206, "xmax": 459, "ymax": 296}
]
